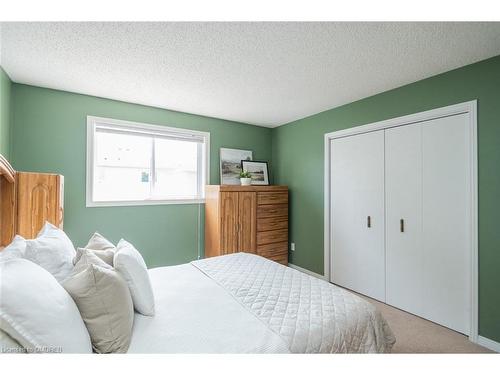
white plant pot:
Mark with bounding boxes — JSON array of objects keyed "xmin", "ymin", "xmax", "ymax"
[{"xmin": 240, "ymin": 177, "xmax": 252, "ymax": 186}]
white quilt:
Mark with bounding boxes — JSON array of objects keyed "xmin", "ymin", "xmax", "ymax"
[
  {"xmin": 128, "ymin": 263, "xmax": 289, "ymax": 353},
  {"xmin": 191, "ymin": 253, "xmax": 396, "ymax": 353}
]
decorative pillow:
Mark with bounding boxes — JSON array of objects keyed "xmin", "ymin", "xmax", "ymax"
[
  {"xmin": 0, "ymin": 258, "xmax": 92, "ymax": 353},
  {"xmin": 73, "ymin": 232, "xmax": 116, "ymax": 266},
  {"xmin": 85, "ymin": 232, "xmax": 116, "ymax": 250},
  {"xmin": 74, "ymin": 247, "xmax": 115, "ymax": 266},
  {"xmin": 0, "ymin": 235, "xmax": 26, "ymax": 262},
  {"xmin": 25, "ymin": 222, "xmax": 76, "ymax": 282},
  {"xmin": 114, "ymin": 239, "xmax": 155, "ymax": 316},
  {"xmin": 63, "ymin": 249, "xmax": 134, "ymax": 353}
]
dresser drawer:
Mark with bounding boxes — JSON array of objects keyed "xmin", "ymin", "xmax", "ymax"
[
  {"xmin": 257, "ymin": 241, "xmax": 288, "ymax": 258},
  {"xmin": 257, "ymin": 192, "xmax": 288, "ymax": 205},
  {"xmin": 257, "ymin": 229, "xmax": 288, "ymax": 245},
  {"xmin": 257, "ymin": 216, "xmax": 288, "ymax": 232},
  {"xmin": 257, "ymin": 204, "xmax": 288, "ymax": 218}
]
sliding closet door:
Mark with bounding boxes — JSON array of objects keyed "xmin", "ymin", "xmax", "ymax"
[
  {"xmin": 330, "ymin": 131, "xmax": 385, "ymax": 301},
  {"xmin": 421, "ymin": 113, "xmax": 471, "ymax": 334},
  {"xmin": 385, "ymin": 124, "xmax": 424, "ymax": 315}
]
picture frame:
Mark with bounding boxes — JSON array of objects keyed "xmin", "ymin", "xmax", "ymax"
[
  {"xmin": 220, "ymin": 148, "xmax": 253, "ymax": 185},
  {"xmin": 241, "ymin": 160, "xmax": 270, "ymax": 185}
]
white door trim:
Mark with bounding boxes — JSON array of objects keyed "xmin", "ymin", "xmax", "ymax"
[{"xmin": 323, "ymin": 100, "xmax": 478, "ymax": 342}]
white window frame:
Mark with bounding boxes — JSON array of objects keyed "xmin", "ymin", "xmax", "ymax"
[{"xmin": 86, "ymin": 116, "xmax": 210, "ymax": 207}]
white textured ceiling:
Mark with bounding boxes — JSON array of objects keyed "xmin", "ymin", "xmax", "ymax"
[{"xmin": 1, "ymin": 22, "xmax": 500, "ymax": 127}]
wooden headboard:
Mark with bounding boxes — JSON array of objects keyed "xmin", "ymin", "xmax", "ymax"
[
  {"xmin": 1, "ymin": 155, "xmax": 65, "ymax": 248},
  {"xmin": 0, "ymin": 154, "xmax": 17, "ymax": 247}
]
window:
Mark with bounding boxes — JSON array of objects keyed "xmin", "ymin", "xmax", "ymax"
[{"xmin": 86, "ymin": 116, "xmax": 209, "ymax": 206}]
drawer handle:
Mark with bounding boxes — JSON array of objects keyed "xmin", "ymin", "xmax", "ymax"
[
  {"xmin": 400, "ymin": 219, "xmax": 405, "ymax": 233},
  {"xmin": 367, "ymin": 216, "xmax": 371, "ymax": 228}
]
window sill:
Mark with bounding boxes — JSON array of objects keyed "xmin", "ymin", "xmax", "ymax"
[{"xmin": 86, "ymin": 198, "xmax": 205, "ymax": 208}]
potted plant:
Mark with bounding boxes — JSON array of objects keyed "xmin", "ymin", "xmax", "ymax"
[{"xmin": 239, "ymin": 170, "xmax": 252, "ymax": 186}]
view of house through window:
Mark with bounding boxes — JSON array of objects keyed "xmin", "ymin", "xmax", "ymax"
[{"xmin": 87, "ymin": 117, "xmax": 209, "ymax": 205}]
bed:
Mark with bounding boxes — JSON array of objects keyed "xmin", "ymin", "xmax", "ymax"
[
  {"xmin": 0, "ymin": 155, "xmax": 395, "ymax": 354},
  {"xmin": 130, "ymin": 253, "xmax": 395, "ymax": 353}
]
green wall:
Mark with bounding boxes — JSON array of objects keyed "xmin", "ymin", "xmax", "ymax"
[
  {"xmin": 8, "ymin": 55, "xmax": 500, "ymax": 342},
  {"xmin": 272, "ymin": 55, "xmax": 500, "ymax": 342},
  {"xmin": 10, "ymin": 84, "xmax": 272, "ymax": 267},
  {"xmin": 0, "ymin": 67, "xmax": 11, "ymax": 158}
]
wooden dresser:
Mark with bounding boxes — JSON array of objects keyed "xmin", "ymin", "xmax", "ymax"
[{"xmin": 205, "ymin": 185, "xmax": 289, "ymax": 265}]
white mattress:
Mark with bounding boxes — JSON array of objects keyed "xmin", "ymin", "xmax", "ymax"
[
  {"xmin": 127, "ymin": 263, "xmax": 289, "ymax": 353},
  {"xmin": 129, "ymin": 253, "xmax": 395, "ymax": 353}
]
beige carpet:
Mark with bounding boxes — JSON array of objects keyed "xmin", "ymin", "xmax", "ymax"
[{"xmin": 356, "ymin": 294, "xmax": 493, "ymax": 353}]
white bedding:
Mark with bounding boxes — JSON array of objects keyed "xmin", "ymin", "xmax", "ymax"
[
  {"xmin": 192, "ymin": 253, "xmax": 395, "ymax": 353},
  {"xmin": 129, "ymin": 253, "xmax": 395, "ymax": 354},
  {"xmin": 128, "ymin": 263, "xmax": 289, "ymax": 353}
]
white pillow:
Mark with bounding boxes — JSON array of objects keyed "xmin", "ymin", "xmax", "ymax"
[
  {"xmin": 25, "ymin": 222, "xmax": 76, "ymax": 282},
  {"xmin": 0, "ymin": 235, "xmax": 26, "ymax": 262},
  {"xmin": 114, "ymin": 239, "xmax": 155, "ymax": 316},
  {"xmin": 0, "ymin": 258, "xmax": 92, "ymax": 353}
]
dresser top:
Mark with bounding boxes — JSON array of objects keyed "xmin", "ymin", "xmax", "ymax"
[{"xmin": 206, "ymin": 185, "xmax": 288, "ymax": 192}]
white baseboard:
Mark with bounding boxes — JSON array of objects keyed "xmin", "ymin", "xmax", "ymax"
[
  {"xmin": 477, "ymin": 335, "xmax": 500, "ymax": 353},
  {"xmin": 288, "ymin": 263, "xmax": 327, "ymax": 280}
]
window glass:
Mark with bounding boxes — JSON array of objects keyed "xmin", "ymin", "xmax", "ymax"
[{"xmin": 88, "ymin": 118, "xmax": 209, "ymax": 206}]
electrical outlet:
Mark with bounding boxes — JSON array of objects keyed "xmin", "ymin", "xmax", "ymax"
[{"xmin": 290, "ymin": 243, "xmax": 295, "ymax": 252}]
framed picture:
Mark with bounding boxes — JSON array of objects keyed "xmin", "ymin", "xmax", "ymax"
[
  {"xmin": 241, "ymin": 160, "xmax": 270, "ymax": 185},
  {"xmin": 220, "ymin": 148, "xmax": 253, "ymax": 185}
]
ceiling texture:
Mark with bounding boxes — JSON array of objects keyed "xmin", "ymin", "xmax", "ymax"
[{"xmin": 1, "ymin": 22, "xmax": 499, "ymax": 127}]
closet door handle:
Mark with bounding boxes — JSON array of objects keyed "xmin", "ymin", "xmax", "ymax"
[
  {"xmin": 400, "ymin": 219, "xmax": 405, "ymax": 233},
  {"xmin": 367, "ymin": 216, "xmax": 371, "ymax": 228}
]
